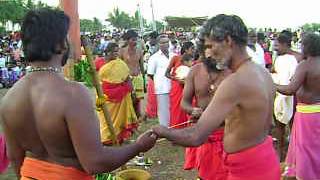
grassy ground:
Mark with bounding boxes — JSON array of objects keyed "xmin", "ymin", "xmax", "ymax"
[{"xmin": 0, "ymin": 88, "xmax": 197, "ymax": 180}]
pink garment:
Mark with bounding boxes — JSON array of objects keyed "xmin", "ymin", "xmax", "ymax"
[
  {"xmin": 223, "ymin": 136, "xmax": 280, "ymax": 180},
  {"xmin": 0, "ymin": 134, "xmax": 9, "ymax": 173},
  {"xmin": 285, "ymin": 107, "xmax": 320, "ymax": 179}
]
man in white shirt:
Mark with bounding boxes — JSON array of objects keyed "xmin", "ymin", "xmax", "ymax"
[
  {"xmin": 147, "ymin": 35, "xmax": 172, "ymax": 127},
  {"xmin": 0, "ymin": 52, "xmax": 6, "ymax": 68},
  {"xmin": 272, "ymin": 30, "xmax": 298, "ymax": 160},
  {"xmin": 247, "ymin": 30, "xmax": 265, "ymax": 67}
]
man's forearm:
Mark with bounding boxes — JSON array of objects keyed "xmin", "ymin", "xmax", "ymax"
[
  {"xmin": 276, "ymin": 84, "xmax": 295, "ymax": 96},
  {"xmin": 99, "ymin": 143, "xmax": 142, "ymax": 173},
  {"xmin": 163, "ymin": 126, "xmax": 204, "ymax": 147}
]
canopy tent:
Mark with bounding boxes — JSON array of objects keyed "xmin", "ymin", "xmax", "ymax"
[{"xmin": 164, "ymin": 16, "xmax": 208, "ymax": 28}]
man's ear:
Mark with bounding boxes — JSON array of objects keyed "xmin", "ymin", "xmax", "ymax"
[
  {"xmin": 54, "ymin": 40, "xmax": 68, "ymax": 54},
  {"xmin": 225, "ymin": 35, "xmax": 233, "ymax": 47}
]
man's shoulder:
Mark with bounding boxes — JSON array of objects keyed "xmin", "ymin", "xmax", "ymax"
[
  {"xmin": 190, "ymin": 62, "xmax": 203, "ymax": 72},
  {"xmin": 65, "ymin": 80, "xmax": 90, "ymax": 95}
]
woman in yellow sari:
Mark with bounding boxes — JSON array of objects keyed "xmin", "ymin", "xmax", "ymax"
[{"xmin": 96, "ymin": 42, "xmax": 138, "ymax": 145}]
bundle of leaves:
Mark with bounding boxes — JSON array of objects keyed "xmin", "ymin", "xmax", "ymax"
[
  {"xmin": 74, "ymin": 59, "xmax": 94, "ymax": 88},
  {"xmin": 95, "ymin": 173, "xmax": 116, "ymax": 180}
]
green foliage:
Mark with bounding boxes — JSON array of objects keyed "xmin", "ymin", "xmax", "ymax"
[
  {"xmin": 0, "ymin": 26, "xmax": 5, "ymax": 34},
  {"xmin": 155, "ymin": 20, "xmax": 165, "ymax": 32},
  {"xmin": 302, "ymin": 23, "xmax": 320, "ymax": 32},
  {"xmin": 95, "ymin": 173, "xmax": 116, "ymax": 180},
  {"xmin": 0, "ymin": 0, "xmax": 50, "ymax": 27},
  {"xmin": 74, "ymin": 59, "xmax": 94, "ymax": 88},
  {"xmin": 107, "ymin": 7, "xmax": 159, "ymax": 31},
  {"xmin": 80, "ymin": 18, "xmax": 103, "ymax": 32},
  {"xmin": 107, "ymin": 7, "xmax": 133, "ymax": 30}
]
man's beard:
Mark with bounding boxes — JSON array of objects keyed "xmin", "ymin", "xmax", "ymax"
[
  {"xmin": 203, "ymin": 57, "xmax": 221, "ymax": 73},
  {"xmin": 215, "ymin": 58, "xmax": 230, "ymax": 70}
]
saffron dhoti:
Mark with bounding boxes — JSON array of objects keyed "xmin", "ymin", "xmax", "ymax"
[{"xmin": 20, "ymin": 157, "xmax": 93, "ymax": 180}]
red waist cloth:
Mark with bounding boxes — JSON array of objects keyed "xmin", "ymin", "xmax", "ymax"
[
  {"xmin": 169, "ymin": 80, "xmax": 188, "ymax": 128},
  {"xmin": 20, "ymin": 157, "xmax": 94, "ymax": 180},
  {"xmin": 145, "ymin": 79, "xmax": 157, "ymax": 118},
  {"xmin": 102, "ymin": 81, "xmax": 132, "ymax": 103},
  {"xmin": 185, "ymin": 129, "xmax": 227, "ymax": 180},
  {"xmin": 223, "ymin": 136, "xmax": 280, "ymax": 180},
  {"xmin": 0, "ymin": 134, "xmax": 9, "ymax": 173}
]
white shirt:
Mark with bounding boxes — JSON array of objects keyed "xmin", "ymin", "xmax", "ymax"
[
  {"xmin": 0, "ymin": 57, "xmax": 5, "ymax": 68},
  {"xmin": 274, "ymin": 54, "xmax": 298, "ymax": 85},
  {"xmin": 272, "ymin": 54, "xmax": 298, "ymax": 124},
  {"xmin": 147, "ymin": 50, "xmax": 172, "ymax": 94},
  {"xmin": 247, "ymin": 43, "xmax": 265, "ymax": 67}
]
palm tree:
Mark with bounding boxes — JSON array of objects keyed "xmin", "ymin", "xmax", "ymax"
[{"xmin": 107, "ymin": 7, "xmax": 132, "ymax": 30}]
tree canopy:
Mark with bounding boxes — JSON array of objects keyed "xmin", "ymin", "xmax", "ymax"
[
  {"xmin": 106, "ymin": 7, "xmax": 165, "ymax": 32},
  {"xmin": 0, "ymin": 0, "xmax": 50, "ymax": 31},
  {"xmin": 80, "ymin": 18, "xmax": 103, "ymax": 32}
]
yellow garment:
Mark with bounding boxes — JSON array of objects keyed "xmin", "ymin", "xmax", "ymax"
[
  {"xmin": 131, "ymin": 74, "xmax": 145, "ymax": 99},
  {"xmin": 296, "ymin": 103, "xmax": 320, "ymax": 113},
  {"xmin": 97, "ymin": 58, "xmax": 137, "ymax": 143},
  {"xmin": 99, "ymin": 58, "xmax": 130, "ymax": 84}
]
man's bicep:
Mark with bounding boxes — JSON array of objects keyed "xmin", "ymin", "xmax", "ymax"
[
  {"xmin": 1, "ymin": 123, "xmax": 25, "ymax": 158},
  {"xmin": 65, "ymin": 84, "xmax": 103, "ymax": 167}
]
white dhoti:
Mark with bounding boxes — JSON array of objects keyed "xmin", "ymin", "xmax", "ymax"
[{"xmin": 156, "ymin": 93, "xmax": 170, "ymax": 127}]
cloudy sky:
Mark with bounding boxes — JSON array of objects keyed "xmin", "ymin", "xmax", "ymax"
[{"xmin": 39, "ymin": 0, "xmax": 319, "ymax": 29}]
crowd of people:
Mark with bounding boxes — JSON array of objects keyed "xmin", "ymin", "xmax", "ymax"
[
  {"xmin": 0, "ymin": 33, "xmax": 26, "ymax": 88},
  {"xmin": 1, "ymin": 7, "xmax": 320, "ymax": 180}
]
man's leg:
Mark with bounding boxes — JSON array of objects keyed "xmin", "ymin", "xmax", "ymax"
[
  {"xmin": 157, "ymin": 94, "xmax": 170, "ymax": 127},
  {"xmin": 274, "ymin": 119, "xmax": 286, "ymax": 161}
]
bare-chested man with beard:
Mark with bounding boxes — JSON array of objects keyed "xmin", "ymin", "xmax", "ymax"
[
  {"xmin": 152, "ymin": 14, "xmax": 280, "ymax": 180},
  {"xmin": 120, "ymin": 30, "xmax": 145, "ymax": 119}
]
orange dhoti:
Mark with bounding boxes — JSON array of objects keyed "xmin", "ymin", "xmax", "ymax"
[{"xmin": 20, "ymin": 157, "xmax": 93, "ymax": 180}]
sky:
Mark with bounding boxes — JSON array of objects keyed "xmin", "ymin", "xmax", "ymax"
[{"xmin": 39, "ymin": 0, "xmax": 320, "ymax": 29}]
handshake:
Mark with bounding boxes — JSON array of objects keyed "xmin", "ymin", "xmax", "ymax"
[
  {"xmin": 134, "ymin": 116, "xmax": 198, "ymax": 153},
  {"xmin": 134, "ymin": 125, "xmax": 169, "ymax": 153}
]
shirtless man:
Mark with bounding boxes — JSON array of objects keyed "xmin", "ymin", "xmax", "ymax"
[
  {"xmin": 0, "ymin": 8, "xmax": 156, "ymax": 179},
  {"xmin": 276, "ymin": 33, "xmax": 320, "ymax": 180},
  {"xmin": 152, "ymin": 14, "xmax": 280, "ymax": 179},
  {"xmin": 120, "ymin": 30, "xmax": 145, "ymax": 119},
  {"xmin": 181, "ymin": 54, "xmax": 230, "ymax": 179}
]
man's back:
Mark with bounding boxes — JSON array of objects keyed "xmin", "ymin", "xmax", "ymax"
[
  {"xmin": 1, "ymin": 72, "xmax": 83, "ymax": 170},
  {"xmin": 221, "ymin": 61, "xmax": 275, "ymax": 153},
  {"xmin": 297, "ymin": 58, "xmax": 320, "ymax": 104}
]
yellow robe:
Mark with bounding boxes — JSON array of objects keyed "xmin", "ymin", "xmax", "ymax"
[{"xmin": 97, "ymin": 58, "xmax": 138, "ymax": 144}]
